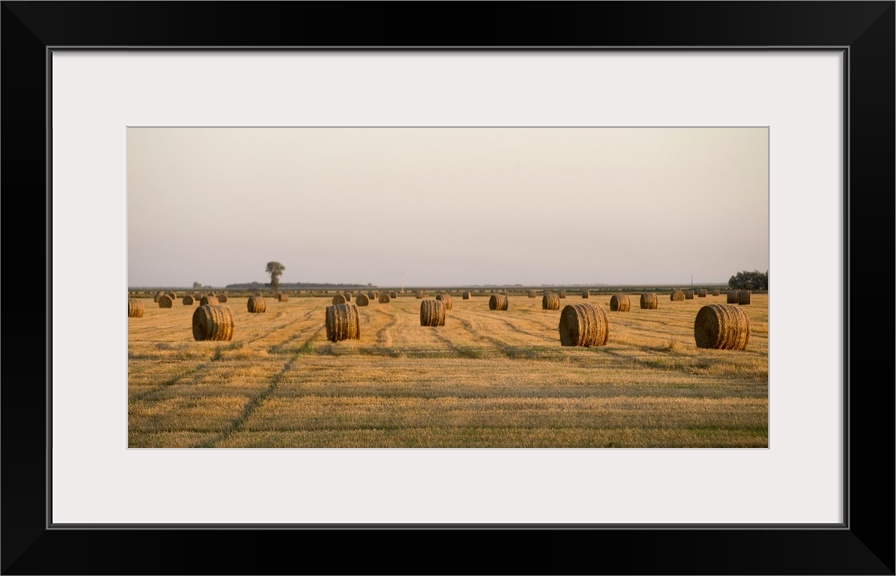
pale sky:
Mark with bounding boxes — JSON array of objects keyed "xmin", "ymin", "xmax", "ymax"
[{"xmin": 127, "ymin": 127, "xmax": 768, "ymax": 288}]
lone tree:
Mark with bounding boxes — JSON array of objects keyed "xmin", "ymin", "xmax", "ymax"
[{"xmin": 266, "ymin": 261, "xmax": 285, "ymax": 291}]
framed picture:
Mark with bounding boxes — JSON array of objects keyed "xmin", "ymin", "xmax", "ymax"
[{"xmin": 4, "ymin": 2, "xmax": 892, "ymax": 574}]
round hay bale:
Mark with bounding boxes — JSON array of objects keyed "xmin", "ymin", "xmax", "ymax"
[
  {"xmin": 200, "ymin": 295, "xmax": 219, "ymax": 306},
  {"xmin": 609, "ymin": 294, "xmax": 631, "ymax": 312},
  {"xmin": 415, "ymin": 290, "xmax": 424, "ymax": 299},
  {"xmin": 727, "ymin": 290, "xmax": 739, "ymax": 303},
  {"xmin": 343, "ymin": 292, "xmax": 352, "ymax": 302},
  {"xmin": 207, "ymin": 292, "xmax": 217, "ymax": 298},
  {"xmin": 640, "ymin": 293, "xmax": 658, "ymax": 310},
  {"xmin": 153, "ymin": 292, "xmax": 162, "ymax": 303},
  {"xmin": 252, "ymin": 292, "xmax": 261, "ymax": 297},
  {"xmin": 158, "ymin": 295, "xmax": 173, "ymax": 308},
  {"xmin": 684, "ymin": 290, "xmax": 695, "ymax": 300},
  {"xmin": 528, "ymin": 290, "xmax": 536, "ymax": 298},
  {"xmin": 671, "ymin": 290, "xmax": 685, "ymax": 301},
  {"xmin": 712, "ymin": 289, "xmax": 721, "ymax": 296},
  {"xmin": 419, "ymin": 300, "xmax": 446, "ymax": 327},
  {"xmin": 542, "ymin": 293, "xmax": 560, "ymax": 310},
  {"xmin": 694, "ymin": 304, "xmax": 750, "ymax": 350},
  {"xmin": 167, "ymin": 291, "xmax": 177, "ymax": 300},
  {"xmin": 128, "ymin": 298, "xmax": 144, "ymax": 318},
  {"xmin": 332, "ymin": 294, "xmax": 346, "ymax": 305},
  {"xmin": 558, "ymin": 290, "xmax": 567, "ymax": 299},
  {"xmin": 378, "ymin": 293, "xmax": 391, "ymax": 304},
  {"xmin": 192, "ymin": 304, "xmax": 234, "ymax": 341},
  {"xmin": 356, "ymin": 294, "xmax": 370, "ymax": 306},
  {"xmin": 325, "ymin": 303, "xmax": 361, "ymax": 342},
  {"xmin": 436, "ymin": 293, "xmax": 453, "ymax": 310},
  {"xmin": 581, "ymin": 289, "xmax": 590, "ymax": 299},
  {"xmin": 559, "ymin": 303, "xmax": 609, "ymax": 347},
  {"xmin": 182, "ymin": 295, "xmax": 195, "ymax": 305},
  {"xmin": 737, "ymin": 290, "xmax": 752, "ymax": 305},
  {"xmin": 489, "ymin": 294, "xmax": 509, "ymax": 311},
  {"xmin": 217, "ymin": 294, "xmax": 228, "ymax": 303},
  {"xmin": 696, "ymin": 288, "xmax": 707, "ymax": 297},
  {"xmin": 247, "ymin": 295, "xmax": 266, "ymax": 313},
  {"xmin": 389, "ymin": 291, "xmax": 398, "ymax": 299},
  {"xmin": 279, "ymin": 293, "xmax": 289, "ymax": 302},
  {"xmin": 462, "ymin": 291, "xmax": 472, "ymax": 300},
  {"xmin": 194, "ymin": 292, "xmax": 201, "ymax": 300}
]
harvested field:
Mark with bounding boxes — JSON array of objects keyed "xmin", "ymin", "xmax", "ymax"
[{"xmin": 129, "ymin": 293, "xmax": 768, "ymax": 448}]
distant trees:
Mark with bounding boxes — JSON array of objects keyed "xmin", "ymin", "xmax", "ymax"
[
  {"xmin": 193, "ymin": 281, "xmax": 202, "ymax": 289},
  {"xmin": 266, "ymin": 261, "xmax": 285, "ymax": 291},
  {"xmin": 728, "ymin": 270, "xmax": 768, "ymax": 290}
]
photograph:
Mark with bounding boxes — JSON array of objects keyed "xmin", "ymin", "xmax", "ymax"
[{"xmin": 127, "ymin": 126, "xmax": 769, "ymax": 448}]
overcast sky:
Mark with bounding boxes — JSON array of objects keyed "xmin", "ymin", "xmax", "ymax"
[{"xmin": 127, "ymin": 127, "xmax": 768, "ymax": 288}]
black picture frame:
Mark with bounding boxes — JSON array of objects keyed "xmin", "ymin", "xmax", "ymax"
[{"xmin": 2, "ymin": 2, "xmax": 892, "ymax": 574}]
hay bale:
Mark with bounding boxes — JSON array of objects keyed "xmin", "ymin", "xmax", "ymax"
[
  {"xmin": 559, "ymin": 303, "xmax": 609, "ymax": 347},
  {"xmin": 192, "ymin": 304, "xmax": 234, "ymax": 341},
  {"xmin": 489, "ymin": 294, "xmax": 509, "ymax": 311},
  {"xmin": 207, "ymin": 292, "xmax": 217, "ymax": 298},
  {"xmin": 737, "ymin": 290, "xmax": 752, "ymax": 305},
  {"xmin": 158, "ymin": 295, "xmax": 173, "ymax": 308},
  {"xmin": 419, "ymin": 300, "xmax": 446, "ymax": 327},
  {"xmin": 389, "ymin": 291, "xmax": 398, "ymax": 299},
  {"xmin": 415, "ymin": 290, "xmax": 424, "ymax": 299},
  {"xmin": 278, "ymin": 293, "xmax": 289, "ymax": 302},
  {"xmin": 182, "ymin": 295, "xmax": 195, "ymax": 305},
  {"xmin": 247, "ymin": 295, "xmax": 266, "ymax": 313},
  {"xmin": 128, "ymin": 298, "xmax": 144, "ymax": 318},
  {"xmin": 558, "ymin": 290, "xmax": 567, "ymax": 299},
  {"xmin": 609, "ymin": 294, "xmax": 631, "ymax": 312},
  {"xmin": 694, "ymin": 304, "xmax": 750, "ymax": 350},
  {"xmin": 436, "ymin": 293, "xmax": 453, "ymax": 310},
  {"xmin": 356, "ymin": 294, "xmax": 370, "ymax": 306},
  {"xmin": 684, "ymin": 290, "xmax": 695, "ymax": 300},
  {"xmin": 200, "ymin": 295, "xmax": 219, "ymax": 306},
  {"xmin": 462, "ymin": 291, "xmax": 472, "ymax": 300},
  {"xmin": 332, "ymin": 294, "xmax": 346, "ymax": 305},
  {"xmin": 194, "ymin": 292, "xmax": 201, "ymax": 300},
  {"xmin": 153, "ymin": 292, "xmax": 162, "ymax": 303},
  {"xmin": 252, "ymin": 292, "xmax": 261, "ymax": 297},
  {"xmin": 343, "ymin": 292, "xmax": 352, "ymax": 302},
  {"xmin": 528, "ymin": 291, "xmax": 536, "ymax": 298},
  {"xmin": 378, "ymin": 293, "xmax": 391, "ymax": 304},
  {"xmin": 167, "ymin": 291, "xmax": 177, "ymax": 300},
  {"xmin": 325, "ymin": 303, "xmax": 361, "ymax": 342},
  {"xmin": 542, "ymin": 293, "xmax": 560, "ymax": 310},
  {"xmin": 712, "ymin": 289, "xmax": 720, "ymax": 296},
  {"xmin": 696, "ymin": 288, "xmax": 707, "ymax": 297},
  {"xmin": 217, "ymin": 294, "xmax": 228, "ymax": 303},
  {"xmin": 671, "ymin": 290, "xmax": 685, "ymax": 301},
  {"xmin": 640, "ymin": 293, "xmax": 658, "ymax": 310},
  {"xmin": 727, "ymin": 290, "xmax": 739, "ymax": 303},
  {"xmin": 581, "ymin": 289, "xmax": 590, "ymax": 299}
]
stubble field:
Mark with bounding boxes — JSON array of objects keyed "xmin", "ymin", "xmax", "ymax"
[{"xmin": 128, "ymin": 291, "xmax": 768, "ymax": 448}]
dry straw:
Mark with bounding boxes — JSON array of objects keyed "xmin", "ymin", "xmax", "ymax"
[
  {"xmin": 158, "ymin": 295, "xmax": 174, "ymax": 308},
  {"xmin": 379, "ymin": 293, "xmax": 391, "ymax": 304},
  {"xmin": 208, "ymin": 292, "xmax": 217, "ymax": 298},
  {"xmin": 737, "ymin": 290, "xmax": 752, "ymax": 305},
  {"xmin": 462, "ymin": 291, "xmax": 472, "ymax": 300},
  {"xmin": 558, "ymin": 303, "xmax": 609, "ymax": 347},
  {"xmin": 542, "ymin": 293, "xmax": 560, "ymax": 310},
  {"xmin": 325, "ymin": 303, "xmax": 361, "ymax": 342},
  {"xmin": 420, "ymin": 300, "xmax": 446, "ymax": 327},
  {"xmin": 684, "ymin": 290, "xmax": 695, "ymax": 300},
  {"xmin": 153, "ymin": 292, "xmax": 162, "ymax": 303},
  {"xmin": 217, "ymin": 294, "xmax": 228, "ymax": 303},
  {"xmin": 200, "ymin": 296, "xmax": 219, "ymax": 306},
  {"xmin": 558, "ymin": 290, "xmax": 567, "ymax": 299},
  {"xmin": 128, "ymin": 298, "xmax": 144, "ymax": 318},
  {"xmin": 727, "ymin": 290, "xmax": 739, "ymax": 303},
  {"xmin": 247, "ymin": 296, "xmax": 266, "ymax": 313},
  {"xmin": 332, "ymin": 294, "xmax": 346, "ymax": 305},
  {"xmin": 696, "ymin": 288, "xmax": 707, "ymax": 297},
  {"xmin": 671, "ymin": 290, "xmax": 685, "ymax": 301},
  {"xmin": 582, "ymin": 289, "xmax": 590, "ymax": 299},
  {"xmin": 712, "ymin": 289, "xmax": 721, "ymax": 296},
  {"xmin": 356, "ymin": 294, "xmax": 370, "ymax": 307},
  {"xmin": 415, "ymin": 290, "xmax": 424, "ymax": 299},
  {"xmin": 489, "ymin": 294, "xmax": 509, "ymax": 311},
  {"xmin": 278, "ymin": 293, "xmax": 289, "ymax": 302},
  {"xmin": 436, "ymin": 293, "xmax": 453, "ymax": 310},
  {"xmin": 528, "ymin": 290, "xmax": 536, "ymax": 298},
  {"xmin": 343, "ymin": 292, "xmax": 352, "ymax": 302},
  {"xmin": 694, "ymin": 304, "xmax": 750, "ymax": 350},
  {"xmin": 389, "ymin": 291, "xmax": 398, "ymax": 299},
  {"xmin": 182, "ymin": 295, "xmax": 195, "ymax": 305},
  {"xmin": 192, "ymin": 304, "xmax": 234, "ymax": 341},
  {"xmin": 640, "ymin": 293, "xmax": 658, "ymax": 310},
  {"xmin": 609, "ymin": 294, "xmax": 631, "ymax": 312},
  {"xmin": 167, "ymin": 291, "xmax": 177, "ymax": 300}
]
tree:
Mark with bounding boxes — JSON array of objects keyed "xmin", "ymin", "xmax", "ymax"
[
  {"xmin": 266, "ymin": 261, "xmax": 285, "ymax": 291},
  {"xmin": 728, "ymin": 269, "xmax": 768, "ymax": 290},
  {"xmin": 193, "ymin": 281, "xmax": 202, "ymax": 289}
]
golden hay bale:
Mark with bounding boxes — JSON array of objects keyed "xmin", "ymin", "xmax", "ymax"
[
  {"xmin": 436, "ymin": 293, "xmax": 453, "ymax": 310},
  {"xmin": 379, "ymin": 293, "xmax": 391, "ymax": 304},
  {"xmin": 128, "ymin": 298, "xmax": 144, "ymax": 318},
  {"xmin": 332, "ymin": 294, "xmax": 346, "ymax": 305},
  {"xmin": 737, "ymin": 290, "xmax": 752, "ymax": 305},
  {"xmin": 389, "ymin": 291, "xmax": 398, "ymax": 299},
  {"xmin": 278, "ymin": 293, "xmax": 289, "ymax": 302},
  {"xmin": 157, "ymin": 295, "xmax": 174, "ymax": 308},
  {"xmin": 609, "ymin": 294, "xmax": 631, "ymax": 312},
  {"xmin": 582, "ymin": 289, "xmax": 590, "ymax": 299},
  {"xmin": 153, "ymin": 292, "xmax": 162, "ymax": 303},
  {"xmin": 694, "ymin": 304, "xmax": 750, "ymax": 350},
  {"xmin": 343, "ymin": 292, "xmax": 352, "ymax": 302},
  {"xmin": 182, "ymin": 295, "xmax": 195, "ymax": 305},
  {"xmin": 463, "ymin": 291, "xmax": 472, "ymax": 300},
  {"xmin": 696, "ymin": 288, "xmax": 707, "ymax": 297},
  {"xmin": 167, "ymin": 291, "xmax": 177, "ymax": 300},
  {"xmin": 542, "ymin": 293, "xmax": 560, "ymax": 310},
  {"xmin": 558, "ymin": 290, "xmax": 567, "ymax": 299},
  {"xmin": 727, "ymin": 290, "xmax": 739, "ymax": 303},
  {"xmin": 559, "ymin": 303, "xmax": 609, "ymax": 347},
  {"xmin": 207, "ymin": 292, "xmax": 217, "ymax": 298},
  {"xmin": 640, "ymin": 293, "xmax": 658, "ymax": 310},
  {"xmin": 325, "ymin": 303, "xmax": 361, "ymax": 342},
  {"xmin": 247, "ymin": 296, "xmax": 266, "ymax": 313},
  {"xmin": 671, "ymin": 290, "xmax": 685, "ymax": 301},
  {"xmin": 415, "ymin": 290, "xmax": 424, "ymax": 299},
  {"xmin": 217, "ymin": 294, "xmax": 228, "ymax": 303},
  {"xmin": 194, "ymin": 292, "xmax": 201, "ymax": 300},
  {"xmin": 489, "ymin": 294, "xmax": 509, "ymax": 311},
  {"xmin": 419, "ymin": 300, "xmax": 446, "ymax": 327},
  {"xmin": 712, "ymin": 289, "xmax": 720, "ymax": 296},
  {"xmin": 200, "ymin": 296, "xmax": 219, "ymax": 306},
  {"xmin": 192, "ymin": 304, "xmax": 234, "ymax": 341},
  {"xmin": 528, "ymin": 291, "xmax": 536, "ymax": 298},
  {"xmin": 684, "ymin": 290, "xmax": 695, "ymax": 300},
  {"xmin": 356, "ymin": 294, "xmax": 370, "ymax": 306}
]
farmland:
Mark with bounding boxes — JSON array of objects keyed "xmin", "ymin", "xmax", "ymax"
[{"xmin": 128, "ymin": 290, "xmax": 768, "ymax": 448}]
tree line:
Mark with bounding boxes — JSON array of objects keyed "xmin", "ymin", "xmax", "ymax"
[{"xmin": 728, "ymin": 270, "xmax": 768, "ymax": 290}]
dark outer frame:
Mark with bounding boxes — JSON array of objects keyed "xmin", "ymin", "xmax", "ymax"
[{"xmin": 2, "ymin": 2, "xmax": 893, "ymax": 574}]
